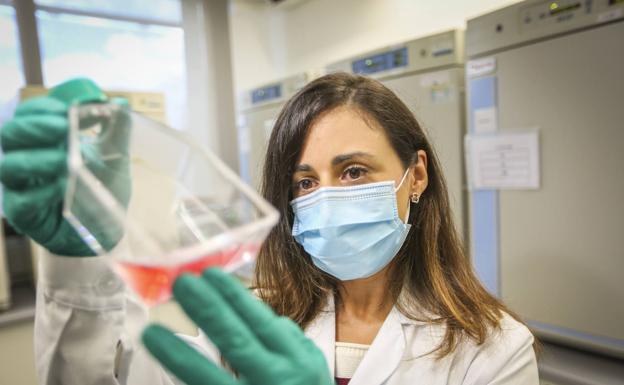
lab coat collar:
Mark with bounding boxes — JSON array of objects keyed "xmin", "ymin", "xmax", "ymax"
[
  {"xmin": 304, "ymin": 293, "xmax": 431, "ymax": 385},
  {"xmin": 348, "ymin": 305, "xmax": 405, "ymax": 385}
]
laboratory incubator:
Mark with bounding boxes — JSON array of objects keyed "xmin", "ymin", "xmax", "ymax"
[
  {"xmin": 465, "ymin": 0, "xmax": 624, "ymax": 380},
  {"xmin": 327, "ymin": 30, "xmax": 468, "ymax": 241}
]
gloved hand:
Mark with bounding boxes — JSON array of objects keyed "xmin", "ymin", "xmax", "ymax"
[
  {"xmin": 142, "ymin": 268, "xmax": 333, "ymax": 385},
  {"xmin": 0, "ymin": 78, "xmax": 131, "ymax": 256}
]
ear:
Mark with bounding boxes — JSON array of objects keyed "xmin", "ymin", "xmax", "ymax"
[{"xmin": 409, "ymin": 150, "xmax": 428, "ymax": 198}]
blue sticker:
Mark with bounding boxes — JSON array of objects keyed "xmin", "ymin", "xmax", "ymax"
[{"xmin": 468, "ymin": 76, "xmax": 499, "ymax": 296}]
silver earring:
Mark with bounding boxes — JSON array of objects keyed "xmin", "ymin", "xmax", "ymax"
[{"xmin": 410, "ymin": 192, "xmax": 420, "ymax": 204}]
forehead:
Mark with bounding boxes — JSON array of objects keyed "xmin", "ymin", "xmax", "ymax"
[{"xmin": 297, "ymin": 106, "xmax": 397, "ymax": 166}]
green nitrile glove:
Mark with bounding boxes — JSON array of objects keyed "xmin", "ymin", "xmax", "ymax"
[
  {"xmin": 0, "ymin": 78, "xmax": 131, "ymax": 256},
  {"xmin": 142, "ymin": 269, "xmax": 333, "ymax": 385}
]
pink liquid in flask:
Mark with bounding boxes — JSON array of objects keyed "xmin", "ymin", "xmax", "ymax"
[{"xmin": 114, "ymin": 243, "xmax": 259, "ymax": 306}]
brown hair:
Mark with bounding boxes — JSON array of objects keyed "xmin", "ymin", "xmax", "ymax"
[{"xmin": 255, "ymin": 72, "xmax": 532, "ymax": 357}]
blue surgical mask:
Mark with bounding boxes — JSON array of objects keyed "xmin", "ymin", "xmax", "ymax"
[{"xmin": 290, "ymin": 170, "xmax": 412, "ymax": 280}]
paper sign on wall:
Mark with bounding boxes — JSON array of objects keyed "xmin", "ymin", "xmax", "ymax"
[
  {"xmin": 473, "ymin": 106, "xmax": 498, "ymax": 134},
  {"xmin": 465, "ymin": 131, "xmax": 540, "ymax": 190}
]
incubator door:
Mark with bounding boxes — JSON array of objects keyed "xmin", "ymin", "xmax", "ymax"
[
  {"xmin": 491, "ymin": 20, "xmax": 624, "ymax": 357},
  {"xmin": 383, "ymin": 68, "xmax": 467, "ymax": 240}
]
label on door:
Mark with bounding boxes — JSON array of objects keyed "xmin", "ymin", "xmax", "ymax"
[
  {"xmin": 466, "ymin": 57, "xmax": 497, "ymax": 78},
  {"xmin": 473, "ymin": 106, "xmax": 498, "ymax": 134}
]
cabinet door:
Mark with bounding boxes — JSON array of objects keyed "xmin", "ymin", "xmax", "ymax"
[{"xmin": 493, "ymin": 21, "xmax": 624, "ymax": 355}]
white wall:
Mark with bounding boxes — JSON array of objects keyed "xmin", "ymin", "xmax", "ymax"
[
  {"xmin": 228, "ymin": 0, "xmax": 287, "ymax": 96},
  {"xmin": 183, "ymin": 0, "xmax": 239, "ymax": 169},
  {"xmin": 228, "ymin": 0, "xmax": 522, "ymax": 94}
]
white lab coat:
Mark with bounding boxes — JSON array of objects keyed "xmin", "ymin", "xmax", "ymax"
[{"xmin": 35, "ymin": 252, "xmax": 539, "ymax": 385}]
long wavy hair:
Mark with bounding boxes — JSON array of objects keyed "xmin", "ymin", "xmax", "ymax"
[{"xmin": 255, "ymin": 72, "xmax": 531, "ymax": 357}]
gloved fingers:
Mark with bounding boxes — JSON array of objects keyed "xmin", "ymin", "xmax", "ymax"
[
  {"xmin": 142, "ymin": 324, "xmax": 240, "ymax": 385},
  {"xmin": 172, "ymin": 274, "xmax": 277, "ymax": 378},
  {"xmin": 77, "ymin": 100, "xmax": 132, "ymax": 157},
  {"xmin": 202, "ymin": 268, "xmax": 306, "ymax": 357},
  {"xmin": 100, "ymin": 99, "xmax": 132, "ymax": 154},
  {"xmin": 13, "ymin": 96, "xmax": 67, "ymax": 117},
  {"xmin": 1, "ymin": 115, "xmax": 68, "ymax": 151},
  {"xmin": 0, "ymin": 149, "xmax": 66, "ymax": 190},
  {"xmin": 2, "ymin": 180, "xmax": 64, "ymax": 227}
]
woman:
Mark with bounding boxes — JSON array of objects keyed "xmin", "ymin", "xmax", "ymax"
[
  {"xmin": 253, "ymin": 72, "xmax": 538, "ymax": 383},
  {"xmin": 0, "ymin": 73, "xmax": 538, "ymax": 385}
]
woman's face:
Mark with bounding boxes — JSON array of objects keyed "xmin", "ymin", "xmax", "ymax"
[{"xmin": 292, "ymin": 106, "xmax": 428, "ymax": 221}]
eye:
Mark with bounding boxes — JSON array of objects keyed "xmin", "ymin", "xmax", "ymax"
[
  {"xmin": 294, "ymin": 178, "xmax": 318, "ymax": 194},
  {"xmin": 299, "ymin": 179, "xmax": 313, "ymax": 190},
  {"xmin": 342, "ymin": 165, "xmax": 368, "ymax": 181}
]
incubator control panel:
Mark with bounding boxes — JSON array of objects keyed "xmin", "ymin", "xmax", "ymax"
[
  {"xmin": 240, "ymin": 70, "xmax": 325, "ymax": 110},
  {"xmin": 466, "ymin": 0, "xmax": 624, "ymax": 57},
  {"xmin": 351, "ymin": 47, "xmax": 408, "ymax": 75},
  {"xmin": 326, "ymin": 30, "xmax": 464, "ymax": 80},
  {"xmin": 251, "ymin": 84, "xmax": 282, "ymax": 105}
]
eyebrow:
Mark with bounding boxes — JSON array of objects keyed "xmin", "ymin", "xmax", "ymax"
[
  {"xmin": 294, "ymin": 151, "xmax": 375, "ymax": 173},
  {"xmin": 295, "ymin": 164, "xmax": 313, "ymax": 172},
  {"xmin": 331, "ymin": 151, "xmax": 375, "ymax": 166}
]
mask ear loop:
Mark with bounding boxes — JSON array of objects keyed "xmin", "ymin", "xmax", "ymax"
[
  {"xmin": 395, "ymin": 168, "xmax": 412, "ymax": 223},
  {"xmin": 394, "ymin": 168, "xmax": 410, "ymax": 192}
]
